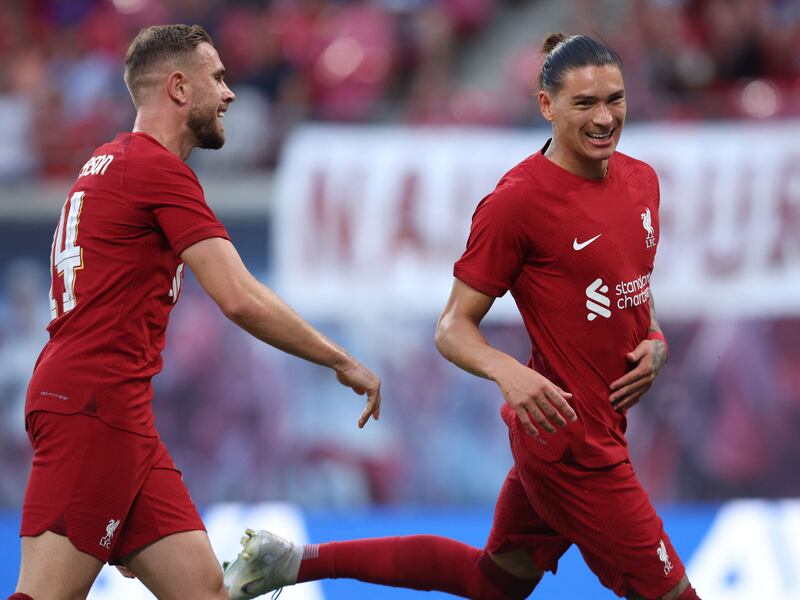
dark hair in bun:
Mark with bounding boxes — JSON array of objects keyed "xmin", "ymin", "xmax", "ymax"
[
  {"xmin": 539, "ymin": 33, "xmax": 622, "ymax": 93},
  {"xmin": 542, "ymin": 32, "xmax": 567, "ymax": 54}
]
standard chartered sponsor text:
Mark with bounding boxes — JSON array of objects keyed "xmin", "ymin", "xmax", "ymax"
[{"xmin": 615, "ymin": 272, "xmax": 651, "ymax": 310}]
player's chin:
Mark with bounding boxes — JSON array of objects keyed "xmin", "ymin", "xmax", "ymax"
[
  {"xmin": 215, "ymin": 124, "xmax": 227, "ymax": 148},
  {"xmin": 584, "ymin": 143, "xmax": 617, "ymax": 165},
  {"xmin": 212, "ymin": 122, "xmax": 226, "ymax": 147},
  {"xmin": 199, "ymin": 132, "xmax": 225, "ymax": 150}
]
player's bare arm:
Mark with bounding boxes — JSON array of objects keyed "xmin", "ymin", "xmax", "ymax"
[
  {"xmin": 609, "ymin": 294, "xmax": 668, "ymax": 412},
  {"xmin": 182, "ymin": 237, "xmax": 381, "ymax": 428},
  {"xmin": 435, "ymin": 278, "xmax": 576, "ymax": 436}
]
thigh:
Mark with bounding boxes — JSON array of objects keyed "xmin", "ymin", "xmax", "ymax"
[
  {"xmin": 111, "ymin": 443, "xmax": 205, "ymax": 563},
  {"xmin": 17, "ymin": 531, "xmax": 103, "ymax": 600},
  {"xmin": 513, "ymin": 443, "xmax": 686, "ymax": 599},
  {"xmin": 573, "ymin": 461, "xmax": 686, "ymax": 598},
  {"xmin": 20, "ymin": 411, "xmax": 159, "ymax": 563},
  {"xmin": 485, "ymin": 465, "xmax": 571, "ymax": 575},
  {"xmin": 123, "ymin": 530, "xmax": 226, "ymax": 600}
]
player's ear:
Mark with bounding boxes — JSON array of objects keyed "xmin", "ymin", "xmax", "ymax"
[
  {"xmin": 166, "ymin": 70, "xmax": 189, "ymax": 107},
  {"xmin": 538, "ymin": 90, "xmax": 555, "ymax": 122}
]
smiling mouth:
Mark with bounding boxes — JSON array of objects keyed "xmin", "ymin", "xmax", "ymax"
[{"xmin": 585, "ymin": 129, "xmax": 614, "ymax": 141}]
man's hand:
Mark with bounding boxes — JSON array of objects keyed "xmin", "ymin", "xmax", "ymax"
[
  {"xmin": 609, "ymin": 338, "xmax": 668, "ymax": 412},
  {"xmin": 493, "ymin": 359, "xmax": 577, "ymax": 436},
  {"xmin": 335, "ymin": 361, "xmax": 382, "ymax": 428}
]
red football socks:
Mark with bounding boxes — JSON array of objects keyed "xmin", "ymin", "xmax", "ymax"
[
  {"xmin": 677, "ymin": 585, "xmax": 701, "ymax": 599},
  {"xmin": 297, "ymin": 535, "xmax": 538, "ymax": 599}
]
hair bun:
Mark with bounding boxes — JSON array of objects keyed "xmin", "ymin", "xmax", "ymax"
[{"xmin": 542, "ymin": 32, "xmax": 567, "ymax": 54}]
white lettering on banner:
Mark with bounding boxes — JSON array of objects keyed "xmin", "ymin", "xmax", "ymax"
[
  {"xmin": 272, "ymin": 123, "xmax": 800, "ymax": 320},
  {"xmin": 688, "ymin": 500, "xmax": 800, "ymax": 600}
]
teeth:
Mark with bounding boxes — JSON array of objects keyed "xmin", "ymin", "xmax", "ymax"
[{"xmin": 587, "ymin": 131, "xmax": 611, "ymax": 140}]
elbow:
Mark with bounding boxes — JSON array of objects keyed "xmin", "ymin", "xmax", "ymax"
[
  {"xmin": 434, "ymin": 313, "xmax": 452, "ymax": 358},
  {"xmin": 219, "ymin": 295, "xmax": 252, "ymax": 324},
  {"xmin": 216, "ymin": 275, "xmax": 259, "ymax": 323}
]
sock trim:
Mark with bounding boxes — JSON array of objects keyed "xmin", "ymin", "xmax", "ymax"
[{"xmin": 302, "ymin": 543, "xmax": 320, "ymax": 560}]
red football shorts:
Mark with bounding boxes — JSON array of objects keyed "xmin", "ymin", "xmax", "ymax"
[
  {"xmin": 486, "ymin": 419, "xmax": 685, "ymax": 598},
  {"xmin": 20, "ymin": 411, "xmax": 205, "ymax": 564}
]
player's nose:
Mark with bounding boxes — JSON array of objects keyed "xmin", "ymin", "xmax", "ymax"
[
  {"xmin": 592, "ymin": 103, "xmax": 613, "ymax": 126},
  {"xmin": 222, "ymin": 83, "xmax": 235, "ymax": 104}
]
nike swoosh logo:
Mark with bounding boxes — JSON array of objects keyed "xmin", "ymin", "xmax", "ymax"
[{"xmin": 573, "ymin": 234, "xmax": 602, "ymax": 251}]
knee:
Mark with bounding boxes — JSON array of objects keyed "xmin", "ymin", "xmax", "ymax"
[
  {"xmin": 208, "ymin": 569, "xmax": 228, "ymax": 600},
  {"xmin": 486, "ymin": 550, "xmax": 542, "ymax": 580},
  {"xmin": 182, "ymin": 561, "xmax": 226, "ymax": 600},
  {"xmin": 473, "ymin": 552, "xmax": 540, "ymax": 600}
]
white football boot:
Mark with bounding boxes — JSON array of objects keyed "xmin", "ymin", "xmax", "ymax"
[{"xmin": 223, "ymin": 529, "xmax": 303, "ymax": 600}]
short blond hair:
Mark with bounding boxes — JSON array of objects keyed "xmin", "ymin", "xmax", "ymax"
[{"xmin": 124, "ymin": 24, "xmax": 213, "ymax": 106}]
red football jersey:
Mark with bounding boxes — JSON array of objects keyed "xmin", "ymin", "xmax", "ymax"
[
  {"xmin": 26, "ymin": 132, "xmax": 229, "ymax": 436},
  {"xmin": 454, "ymin": 141, "xmax": 659, "ymax": 467}
]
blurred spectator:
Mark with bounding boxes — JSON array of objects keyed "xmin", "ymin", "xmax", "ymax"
[
  {"xmin": 1, "ymin": 0, "xmax": 800, "ymax": 509},
  {"xmin": 3, "ymin": 0, "xmax": 797, "ymax": 181},
  {"xmin": 0, "ymin": 244, "xmax": 799, "ymax": 508},
  {"xmin": 0, "ymin": 259, "xmax": 49, "ymax": 506}
]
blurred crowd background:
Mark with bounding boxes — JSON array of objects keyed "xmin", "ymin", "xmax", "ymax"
[
  {"xmin": 1, "ymin": 0, "xmax": 799, "ymax": 512},
  {"xmin": 1, "ymin": 0, "xmax": 798, "ymax": 178}
]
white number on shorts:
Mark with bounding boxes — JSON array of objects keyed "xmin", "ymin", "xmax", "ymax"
[{"xmin": 49, "ymin": 191, "xmax": 85, "ymax": 320}]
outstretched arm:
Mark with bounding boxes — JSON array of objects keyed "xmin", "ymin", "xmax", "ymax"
[
  {"xmin": 435, "ymin": 278, "xmax": 576, "ymax": 436},
  {"xmin": 609, "ymin": 294, "xmax": 668, "ymax": 412},
  {"xmin": 181, "ymin": 237, "xmax": 381, "ymax": 428}
]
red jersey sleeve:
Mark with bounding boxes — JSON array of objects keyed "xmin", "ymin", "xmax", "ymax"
[
  {"xmin": 127, "ymin": 153, "xmax": 229, "ymax": 256},
  {"xmin": 454, "ymin": 182, "xmax": 530, "ymax": 297}
]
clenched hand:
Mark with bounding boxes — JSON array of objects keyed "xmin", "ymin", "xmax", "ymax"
[{"xmin": 609, "ymin": 338, "xmax": 668, "ymax": 412}]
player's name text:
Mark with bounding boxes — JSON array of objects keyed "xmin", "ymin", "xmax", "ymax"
[{"xmin": 78, "ymin": 154, "xmax": 114, "ymax": 178}]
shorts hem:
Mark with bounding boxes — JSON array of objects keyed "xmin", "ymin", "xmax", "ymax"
[{"xmin": 20, "ymin": 524, "xmax": 109, "ymax": 563}]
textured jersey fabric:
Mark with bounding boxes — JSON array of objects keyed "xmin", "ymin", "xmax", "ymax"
[
  {"xmin": 20, "ymin": 410, "xmax": 204, "ymax": 563},
  {"xmin": 486, "ymin": 416, "xmax": 685, "ymax": 598},
  {"xmin": 454, "ymin": 141, "xmax": 660, "ymax": 467},
  {"xmin": 26, "ymin": 132, "xmax": 230, "ymax": 436}
]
